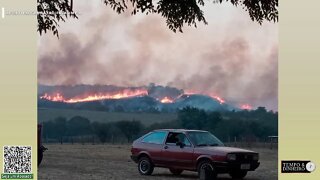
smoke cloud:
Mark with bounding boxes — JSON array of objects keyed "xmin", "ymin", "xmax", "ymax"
[{"xmin": 38, "ymin": 0, "xmax": 278, "ymax": 110}]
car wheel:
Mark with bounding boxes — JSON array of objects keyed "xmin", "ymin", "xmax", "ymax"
[
  {"xmin": 169, "ymin": 168, "xmax": 183, "ymax": 175},
  {"xmin": 197, "ymin": 160, "xmax": 217, "ymax": 180},
  {"xmin": 229, "ymin": 170, "xmax": 247, "ymax": 179},
  {"xmin": 138, "ymin": 157, "xmax": 154, "ymax": 175}
]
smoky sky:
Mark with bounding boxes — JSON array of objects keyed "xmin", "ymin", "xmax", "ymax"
[{"xmin": 38, "ymin": 0, "xmax": 278, "ymax": 110}]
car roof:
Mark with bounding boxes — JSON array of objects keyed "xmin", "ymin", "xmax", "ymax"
[{"xmin": 153, "ymin": 129, "xmax": 208, "ymax": 133}]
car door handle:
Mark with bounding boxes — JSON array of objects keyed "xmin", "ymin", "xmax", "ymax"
[{"xmin": 164, "ymin": 146, "xmax": 168, "ymax": 149}]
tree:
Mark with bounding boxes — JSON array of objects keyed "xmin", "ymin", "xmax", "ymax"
[
  {"xmin": 115, "ymin": 120, "xmax": 144, "ymax": 142},
  {"xmin": 206, "ymin": 111, "xmax": 222, "ymax": 130},
  {"xmin": 92, "ymin": 122, "xmax": 112, "ymax": 143},
  {"xmin": 37, "ymin": 0, "xmax": 77, "ymax": 37},
  {"xmin": 42, "ymin": 117, "xmax": 67, "ymax": 143},
  {"xmin": 67, "ymin": 116, "xmax": 92, "ymax": 136},
  {"xmin": 37, "ymin": 0, "xmax": 278, "ymax": 37},
  {"xmin": 53, "ymin": 117, "xmax": 67, "ymax": 144},
  {"xmin": 43, "ymin": 120, "xmax": 55, "ymax": 140},
  {"xmin": 178, "ymin": 107, "xmax": 207, "ymax": 129}
]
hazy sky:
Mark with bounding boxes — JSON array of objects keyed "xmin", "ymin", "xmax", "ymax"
[{"xmin": 38, "ymin": 0, "xmax": 278, "ymax": 110}]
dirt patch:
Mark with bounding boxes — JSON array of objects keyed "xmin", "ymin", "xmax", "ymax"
[{"xmin": 38, "ymin": 144, "xmax": 277, "ymax": 180}]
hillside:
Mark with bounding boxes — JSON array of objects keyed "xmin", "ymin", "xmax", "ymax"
[{"xmin": 38, "ymin": 84, "xmax": 241, "ymax": 112}]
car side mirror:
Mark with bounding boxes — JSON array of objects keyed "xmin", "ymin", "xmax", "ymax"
[{"xmin": 176, "ymin": 141, "xmax": 185, "ymax": 148}]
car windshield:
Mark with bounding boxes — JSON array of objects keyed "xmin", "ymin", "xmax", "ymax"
[{"xmin": 187, "ymin": 131, "xmax": 224, "ymax": 147}]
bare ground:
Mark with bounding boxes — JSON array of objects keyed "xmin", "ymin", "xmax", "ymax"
[{"xmin": 38, "ymin": 144, "xmax": 277, "ymax": 180}]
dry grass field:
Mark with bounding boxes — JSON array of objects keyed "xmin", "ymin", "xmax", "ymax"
[{"xmin": 38, "ymin": 144, "xmax": 277, "ymax": 180}]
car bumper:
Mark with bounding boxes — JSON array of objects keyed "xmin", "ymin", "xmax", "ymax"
[
  {"xmin": 130, "ymin": 155, "xmax": 139, "ymax": 163},
  {"xmin": 213, "ymin": 161, "xmax": 260, "ymax": 173}
]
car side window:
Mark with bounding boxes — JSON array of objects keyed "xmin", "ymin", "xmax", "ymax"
[
  {"xmin": 165, "ymin": 132, "xmax": 191, "ymax": 146},
  {"xmin": 141, "ymin": 131, "xmax": 166, "ymax": 144}
]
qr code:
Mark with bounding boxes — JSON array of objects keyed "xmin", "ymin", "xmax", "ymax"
[{"xmin": 3, "ymin": 146, "xmax": 32, "ymax": 173}]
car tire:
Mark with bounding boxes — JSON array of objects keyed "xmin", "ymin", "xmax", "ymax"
[
  {"xmin": 138, "ymin": 157, "xmax": 154, "ymax": 175},
  {"xmin": 169, "ymin": 168, "xmax": 183, "ymax": 175},
  {"xmin": 197, "ymin": 160, "xmax": 217, "ymax": 180},
  {"xmin": 229, "ymin": 170, "xmax": 247, "ymax": 179}
]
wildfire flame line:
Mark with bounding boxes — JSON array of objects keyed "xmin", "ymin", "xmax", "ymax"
[
  {"xmin": 159, "ymin": 96, "xmax": 174, "ymax": 103},
  {"xmin": 40, "ymin": 89, "xmax": 253, "ymax": 109},
  {"xmin": 184, "ymin": 90, "xmax": 225, "ymax": 104},
  {"xmin": 240, "ymin": 104, "xmax": 253, "ymax": 110},
  {"xmin": 40, "ymin": 89, "xmax": 148, "ymax": 103},
  {"xmin": 211, "ymin": 95, "xmax": 225, "ymax": 104}
]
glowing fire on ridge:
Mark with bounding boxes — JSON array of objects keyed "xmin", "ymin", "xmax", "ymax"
[
  {"xmin": 210, "ymin": 95, "xmax": 225, "ymax": 104},
  {"xmin": 160, "ymin": 97, "xmax": 174, "ymax": 103},
  {"xmin": 240, "ymin": 104, "xmax": 253, "ymax": 110},
  {"xmin": 184, "ymin": 90, "xmax": 225, "ymax": 104},
  {"xmin": 40, "ymin": 89, "xmax": 148, "ymax": 103},
  {"xmin": 39, "ymin": 88, "xmax": 254, "ymax": 108},
  {"xmin": 184, "ymin": 90, "xmax": 197, "ymax": 95}
]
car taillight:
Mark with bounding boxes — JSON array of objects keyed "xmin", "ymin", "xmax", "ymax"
[{"xmin": 227, "ymin": 153, "xmax": 236, "ymax": 161}]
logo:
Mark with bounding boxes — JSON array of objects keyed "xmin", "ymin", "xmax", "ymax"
[
  {"xmin": 281, "ymin": 160, "xmax": 316, "ymax": 173},
  {"xmin": 306, "ymin": 162, "xmax": 316, "ymax": 172}
]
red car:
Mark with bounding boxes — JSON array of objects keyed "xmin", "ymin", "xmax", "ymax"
[{"xmin": 131, "ymin": 129, "xmax": 260, "ymax": 179}]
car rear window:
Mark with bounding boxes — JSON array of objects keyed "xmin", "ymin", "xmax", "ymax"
[{"xmin": 142, "ymin": 131, "xmax": 167, "ymax": 144}]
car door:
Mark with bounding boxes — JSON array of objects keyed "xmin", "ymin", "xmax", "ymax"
[
  {"xmin": 161, "ymin": 132, "xmax": 194, "ymax": 169},
  {"xmin": 140, "ymin": 131, "xmax": 167, "ymax": 165}
]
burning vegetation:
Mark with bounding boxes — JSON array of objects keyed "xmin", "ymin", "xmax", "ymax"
[
  {"xmin": 159, "ymin": 97, "xmax": 174, "ymax": 103},
  {"xmin": 40, "ymin": 89, "xmax": 148, "ymax": 103},
  {"xmin": 38, "ymin": 84, "xmax": 253, "ymax": 111},
  {"xmin": 240, "ymin": 104, "xmax": 253, "ymax": 110}
]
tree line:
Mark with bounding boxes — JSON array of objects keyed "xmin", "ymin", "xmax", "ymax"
[
  {"xmin": 42, "ymin": 116, "xmax": 144, "ymax": 144},
  {"xmin": 41, "ymin": 106, "xmax": 277, "ymax": 144}
]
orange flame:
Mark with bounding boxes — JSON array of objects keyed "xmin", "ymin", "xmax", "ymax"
[
  {"xmin": 40, "ymin": 89, "xmax": 148, "ymax": 103},
  {"xmin": 184, "ymin": 90, "xmax": 196, "ymax": 95},
  {"xmin": 40, "ymin": 93, "xmax": 64, "ymax": 102},
  {"xmin": 160, "ymin": 97, "xmax": 174, "ymax": 103},
  {"xmin": 240, "ymin": 104, "xmax": 253, "ymax": 110},
  {"xmin": 184, "ymin": 90, "xmax": 225, "ymax": 104},
  {"xmin": 210, "ymin": 95, "xmax": 225, "ymax": 104},
  {"xmin": 40, "ymin": 88, "xmax": 228, "ymax": 105}
]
